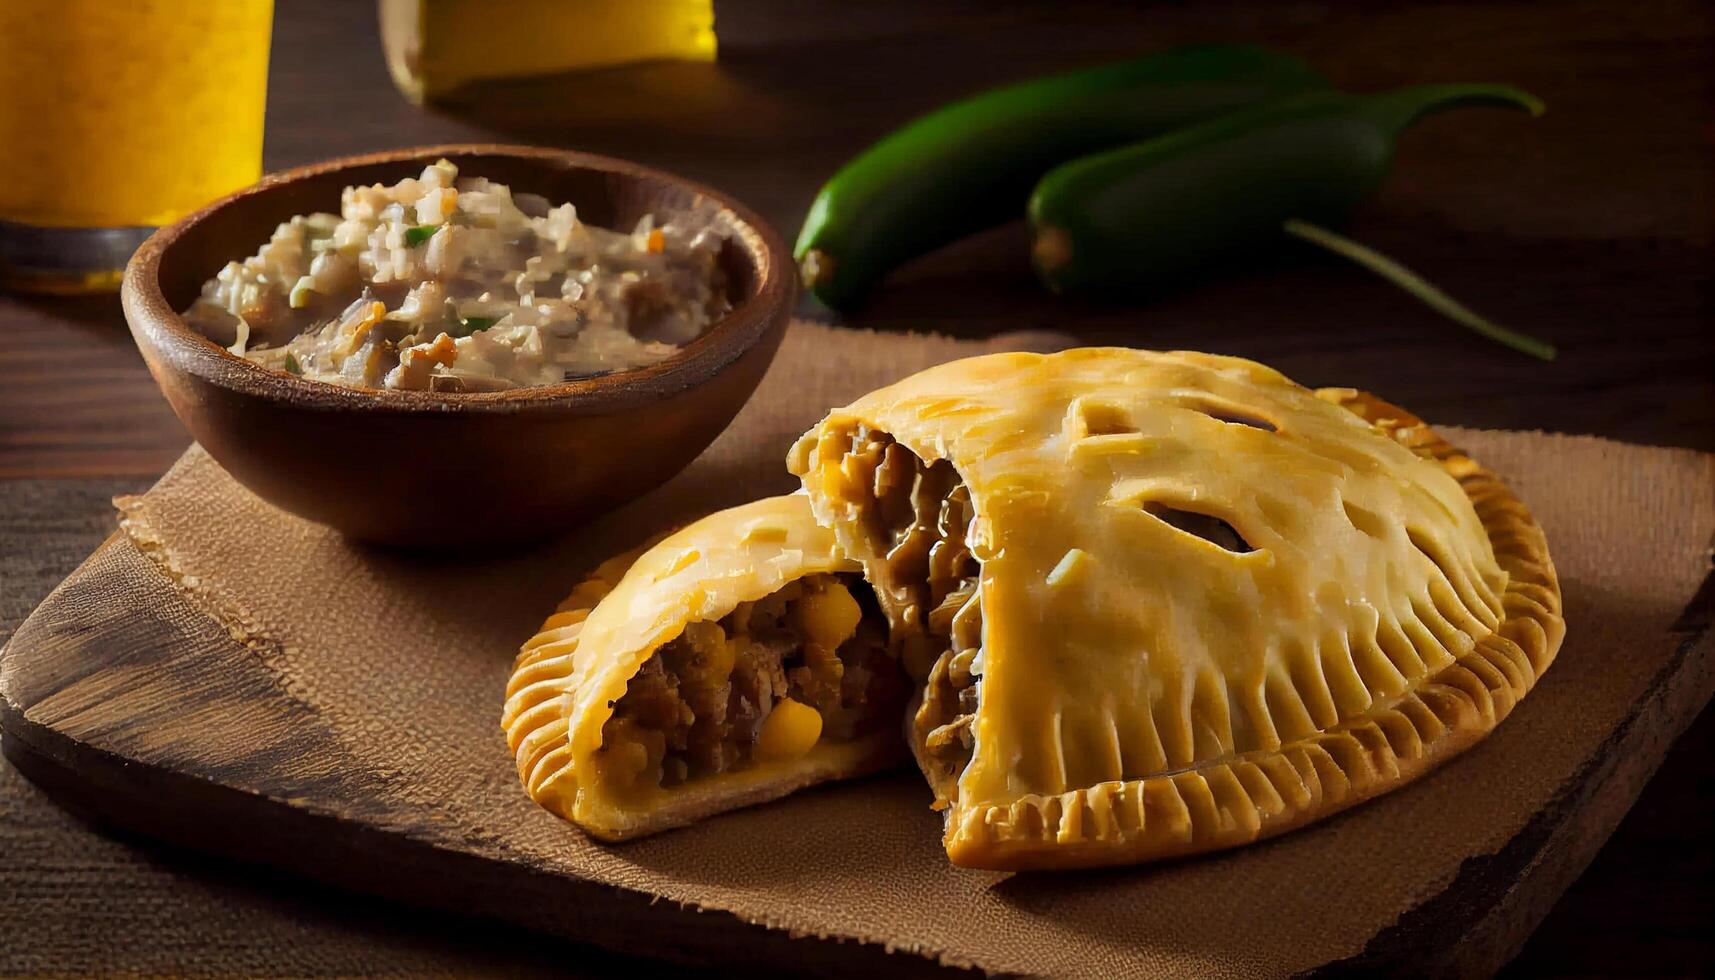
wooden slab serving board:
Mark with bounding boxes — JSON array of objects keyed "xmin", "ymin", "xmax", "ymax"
[{"xmin": 2, "ymin": 438, "xmax": 1712, "ymax": 977}]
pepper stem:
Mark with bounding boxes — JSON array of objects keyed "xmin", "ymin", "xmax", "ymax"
[
  {"xmin": 1283, "ymin": 219, "xmax": 1557, "ymax": 361},
  {"xmin": 1365, "ymin": 83, "xmax": 1544, "ymax": 136}
]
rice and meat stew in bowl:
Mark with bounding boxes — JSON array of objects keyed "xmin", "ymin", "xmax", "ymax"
[{"xmin": 183, "ymin": 159, "xmax": 732, "ymax": 392}]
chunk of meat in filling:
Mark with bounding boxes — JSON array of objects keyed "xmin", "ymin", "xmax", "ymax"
[
  {"xmin": 835, "ymin": 428, "xmax": 982, "ymax": 802},
  {"xmin": 593, "ymin": 573, "xmax": 903, "ymax": 795}
]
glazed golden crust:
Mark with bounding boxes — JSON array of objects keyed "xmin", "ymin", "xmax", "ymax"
[
  {"xmin": 950, "ymin": 389, "xmax": 1562, "ymax": 869},
  {"xmin": 789, "ymin": 349, "xmax": 1564, "ymax": 870},
  {"xmin": 501, "ymin": 494, "xmax": 903, "ymax": 841}
]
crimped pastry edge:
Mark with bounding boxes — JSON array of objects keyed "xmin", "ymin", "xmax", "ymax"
[
  {"xmin": 941, "ymin": 389, "xmax": 1565, "ymax": 870},
  {"xmin": 501, "ymin": 542, "xmax": 905, "ymax": 842}
]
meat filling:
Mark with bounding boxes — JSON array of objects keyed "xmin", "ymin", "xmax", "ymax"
[
  {"xmin": 593, "ymin": 573, "xmax": 903, "ymax": 796},
  {"xmin": 834, "ymin": 428, "xmax": 982, "ymax": 800}
]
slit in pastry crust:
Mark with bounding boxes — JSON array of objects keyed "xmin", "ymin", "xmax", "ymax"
[{"xmin": 788, "ymin": 349, "xmax": 1563, "ymax": 870}]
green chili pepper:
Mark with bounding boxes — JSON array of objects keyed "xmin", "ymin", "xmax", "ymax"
[
  {"xmin": 284, "ymin": 352, "xmax": 303, "ymax": 375},
  {"xmin": 1027, "ymin": 84, "xmax": 1556, "ymax": 358},
  {"xmin": 794, "ymin": 45, "xmax": 1328, "ymax": 310},
  {"xmin": 404, "ymin": 224, "xmax": 439, "ymax": 246}
]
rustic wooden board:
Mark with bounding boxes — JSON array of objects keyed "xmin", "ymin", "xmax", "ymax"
[
  {"xmin": 2, "ymin": 521, "xmax": 1711, "ymax": 976},
  {"xmin": 0, "ymin": 532, "xmax": 950, "ymax": 977}
]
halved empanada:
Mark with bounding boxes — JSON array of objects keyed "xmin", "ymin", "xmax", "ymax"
[
  {"xmin": 789, "ymin": 349, "xmax": 1563, "ymax": 870},
  {"xmin": 503, "ymin": 494, "xmax": 907, "ymax": 840}
]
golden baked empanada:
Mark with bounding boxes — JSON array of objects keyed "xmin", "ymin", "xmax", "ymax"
[
  {"xmin": 789, "ymin": 349, "xmax": 1563, "ymax": 870},
  {"xmin": 503, "ymin": 494, "xmax": 906, "ymax": 840}
]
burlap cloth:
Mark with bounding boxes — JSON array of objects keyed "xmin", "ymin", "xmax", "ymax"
[{"xmin": 108, "ymin": 321, "xmax": 1714, "ymax": 978}]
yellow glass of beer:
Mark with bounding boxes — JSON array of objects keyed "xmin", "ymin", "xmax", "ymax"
[{"xmin": 0, "ymin": 0, "xmax": 274, "ymax": 293}]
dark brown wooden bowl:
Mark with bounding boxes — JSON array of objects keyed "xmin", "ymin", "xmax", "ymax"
[{"xmin": 122, "ymin": 145, "xmax": 793, "ymax": 549}]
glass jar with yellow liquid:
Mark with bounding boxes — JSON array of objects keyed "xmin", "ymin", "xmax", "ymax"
[{"xmin": 0, "ymin": 0, "xmax": 273, "ymax": 294}]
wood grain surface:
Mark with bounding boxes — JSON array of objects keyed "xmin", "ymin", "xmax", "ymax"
[
  {"xmin": 0, "ymin": 0, "xmax": 1710, "ymax": 974},
  {"xmin": 1, "ymin": 433, "xmax": 1708, "ymax": 977},
  {"xmin": 0, "ymin": 535, "xmax": 964, "ymax": 979}
]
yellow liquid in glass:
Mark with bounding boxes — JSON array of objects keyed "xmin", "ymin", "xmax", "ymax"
[{"xmin": 0, "ymin": 0, "xmax": 273, "ymax": 229}]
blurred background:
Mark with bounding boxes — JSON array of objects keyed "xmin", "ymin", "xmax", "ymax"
[
  {"xmin": 2, "ymin": 0, "xmax": 1709, "ymax": 480},
  {"xmin": 0, "ymin": 0, "xmax": 1709, "ymax": 975}
]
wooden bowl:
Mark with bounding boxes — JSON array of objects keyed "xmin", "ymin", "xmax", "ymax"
[{"xmin": 122, "ymin": 145, "xmax": 794, "ymax": 549}]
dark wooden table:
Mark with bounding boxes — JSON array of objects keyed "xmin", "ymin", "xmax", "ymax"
[{"xmin": 1, "ymin": 0, "xmax": 1709, "ymax": 974}]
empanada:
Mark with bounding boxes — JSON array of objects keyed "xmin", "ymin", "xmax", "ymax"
[
  {"xmin": 503, "ymin": 494, "xmax": 906, "ymax": 840},
  {"xmin": 788, "ymin": 349, "xmax": 1563, "ymax": 870}
]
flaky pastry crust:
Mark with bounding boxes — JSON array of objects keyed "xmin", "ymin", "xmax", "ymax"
[
  {"xmin": 502, "ymin": 494, "xmax": 903, "ymax": 841},
  {"xmin": 789, "ymin": 350, "xmax": 1564, "ymax": 870}
]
